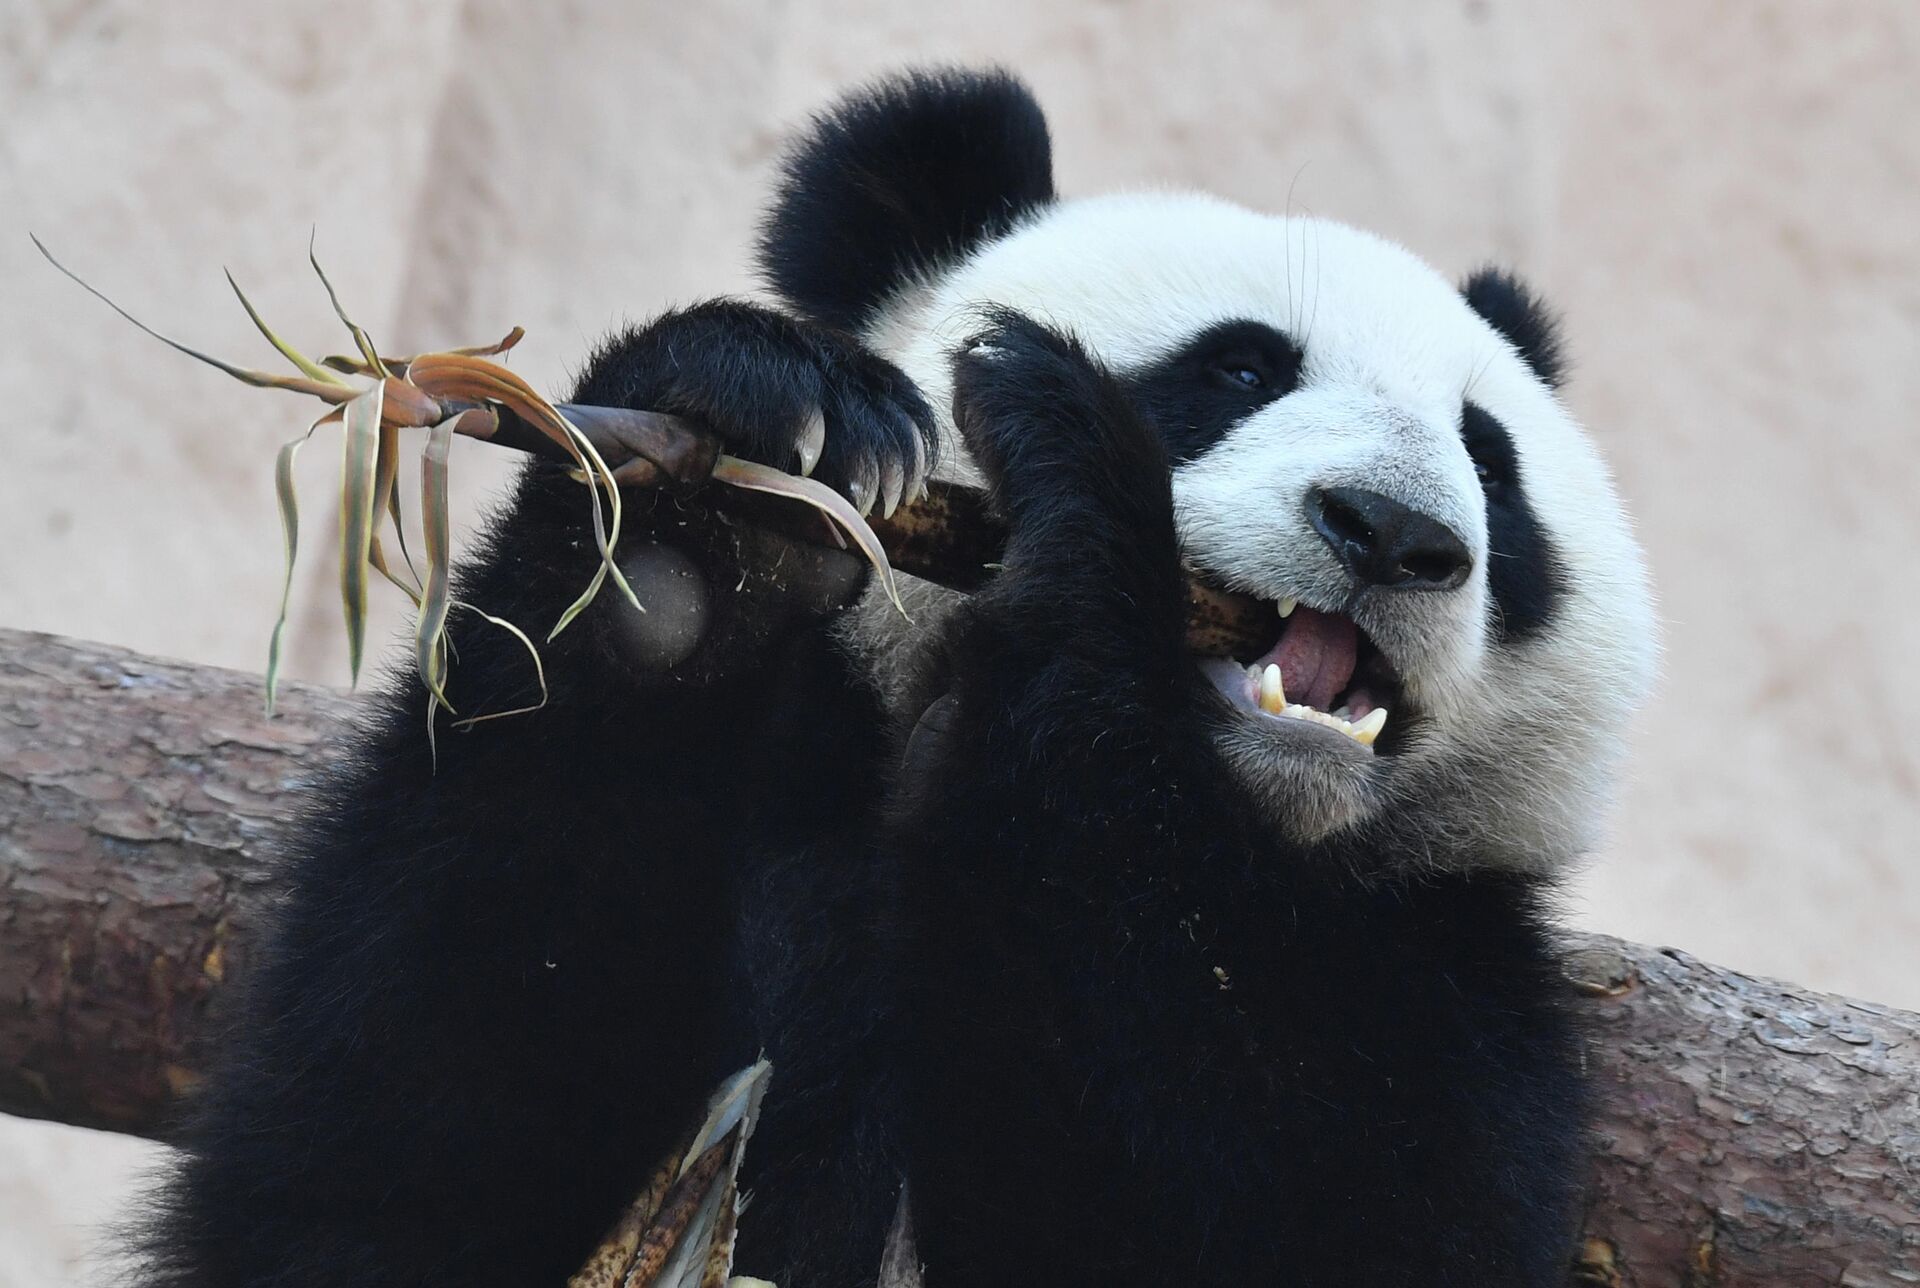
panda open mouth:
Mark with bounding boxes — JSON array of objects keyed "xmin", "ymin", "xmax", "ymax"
[{"xmin": 1197, "ymin": 602, "xmax": 1403, "ymax": 754}]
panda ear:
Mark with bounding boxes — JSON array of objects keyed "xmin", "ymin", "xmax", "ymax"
[
  {"xmin": 757, "ymin": 67, "xmax": 1055, "ymax": 332},
  {"xmin": 1461, "ymin": 268, "xmax": 1566, "ymax": 388}
]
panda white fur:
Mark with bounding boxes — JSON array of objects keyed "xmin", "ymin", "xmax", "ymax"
[{"xmin": 145, "ymin": 69, "xmax": 1655, "ymax": 1288}]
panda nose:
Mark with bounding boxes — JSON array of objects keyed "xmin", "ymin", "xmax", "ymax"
[{"xmin": 1308, "ymin": 486, "xmax": 1473, "ymax": 591}]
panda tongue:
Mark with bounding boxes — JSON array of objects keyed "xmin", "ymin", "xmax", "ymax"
[{"xmin": 1261, "ymin": 606, "xmax": 1359, "ymax": 712}]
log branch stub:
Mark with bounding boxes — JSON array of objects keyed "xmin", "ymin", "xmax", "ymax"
[
  {"xmin": 0, "ymin": 628, "xmax": 349, "ymax": 1132},
  {"xmin": 1569, "ymin": 942, "xmax": 1920, "ymax": 1284}
]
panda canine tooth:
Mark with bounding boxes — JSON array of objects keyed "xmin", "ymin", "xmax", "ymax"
[
  {"xmin": 1277, "ymin": 597, "xmax": 1298, "ymax": 618},
  {"xmin": 1258, "ymin": 663, "xmax": 1286, "ymax": 714},
  {"xmin": 1350, "ymin": 708, "xmax": 1388, "ymax": 746}
]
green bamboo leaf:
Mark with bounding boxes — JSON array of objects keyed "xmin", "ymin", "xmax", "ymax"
[
  {"xmin": 446, "ymin": 601, "xmax": 549, "ymax": 729},
  {"xmin": 223, "ymin": 269, "xmax": 347, "ymax": 386},
  {"xmin": 263, "ymin": 409, "xmax": 338, "ymax": 715},
  {"xmin": 413, "ymin": 414, "xmax": 459, "ymax": 730},
  {"xmin": 546, "ymin": 408, "xmax": 642, "ymax": 639},
  {"xmin": 710, "ymin": 456, "xmax": 910, "ymax": 618},
  {"xmin": 309, "ymin": 233, "xmax": 389, "ymax": 378},
  {"xmin": 339, "ymin": 382, "xmax": 385, "ymax": 686},
  {"xmin": 31, "ymin": 236, "xmax": 353, "ymax": 402}
]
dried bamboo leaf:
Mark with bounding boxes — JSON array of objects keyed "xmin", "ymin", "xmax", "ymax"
[
  {"xmin": 320, "ymin": 353, "xmax": 385, "ymax": 377},
  {"xmin": 625, "ymin": 1134, "xmax": 735, "ymax": 1287},
  {"xmin": 377, "ymin": 375, "xmax": 445, "ymax": 430},
  {"xmin": 404, "ymin": 353, "xmax": 642, "ymax": 628},
  {"xmin": 569, "ymin": 1063, "xmax": 771, "ymax": 1288},
  {"xmin": 678, "ymin": 1062, "xmax": 771, "ymax": 1181},
  {"xmin": 709, "ymin": 457, "xmax": 909, "ymax": 618},
  {"xmin": 663, "ymin": 1062, "xmax": 771, "ymax": 1288},
  {"xmin": 223, "ymin": 269, "xmax": 347, "ymax": 386},
  {"xmin": 443, "ymin": 326, "xmax": 524, "ymax": 358},
  {"xmin": 369, "ymin": 420, "xmax": 421, "ymax": 602},
  {"xmin": 405, "ymin": 353, "xmax": 577, "ymax": 450},
  {"xmin": 339, "ymin": 383, "xmax": 384, "ymax": 686},
  {"xmin": 322, "ymin": 326, "xmax": 522, "ymax": 376},
  {"xmin": 31, "ymin": 236, "xmax": 355, "ymax": 402}
]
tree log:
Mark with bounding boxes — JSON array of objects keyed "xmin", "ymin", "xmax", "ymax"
[{"xmin": 1, "ymin": 627, "xmax": 1915, "ymax": 1284}]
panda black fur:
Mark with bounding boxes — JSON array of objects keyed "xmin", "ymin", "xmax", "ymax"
[{"xmin": 141, "ymin": 68, "xmax": 1655, "ymax": 1287}]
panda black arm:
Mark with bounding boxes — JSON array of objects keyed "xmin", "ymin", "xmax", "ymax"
[
  {"xmin": 891, "ymin": 315, "xmax": 1586, "ymax": 1287},
  {"xmin": 140, "ymin": 302, "xmax": 934, "ymax": 1288}
]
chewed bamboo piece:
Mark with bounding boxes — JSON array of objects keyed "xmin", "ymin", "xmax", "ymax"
[{"xmin": 34, "ymin": 238, "xmax": 1275, "ymax": 722}]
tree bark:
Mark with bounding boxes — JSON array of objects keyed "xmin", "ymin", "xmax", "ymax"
[
  {"xmin": 0, "ymin": 627, "xmax": 344, "ymax": 1132},
  {"xmin": 1, "ymin": 627, "xmax": 1915, "ymax": 1284}
]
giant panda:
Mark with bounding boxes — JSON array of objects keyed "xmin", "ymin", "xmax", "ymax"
[{"xmin": 142, "ymin": 68, "xmax": 1657, "ymax": 1288}]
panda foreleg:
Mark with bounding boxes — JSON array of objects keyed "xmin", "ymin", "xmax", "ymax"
[
  {"xmin": 139, "ymin": 303, "xmax": 935, "ymax": 1288},
  {"xmin": 886, "ymin": 311, "xmax": 1255, "ymax": 1284},
  {"xmin": 890, "ymin": 318, "xmax": 1581, "ymax": 1287}
]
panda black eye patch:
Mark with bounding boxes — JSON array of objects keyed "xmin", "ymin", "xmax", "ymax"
[
  {"xmin": 1128, "ymin": 319, "xmax": 1304, "ymax": 463},
  {"xmin": 1460, "ymin": 400, "xmax": 1565, "ymax": 637}
]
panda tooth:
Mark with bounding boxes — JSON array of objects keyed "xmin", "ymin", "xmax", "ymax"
[
  {"xmin": 1258, "ymin": 663, "xmax": 1286, "ymax": 714},
  {"xmin": 1277, "ymin": 597, "xmax": 1298, "ymax": 618},
  {"xmin": 1350, "ymin": 708, "xmax": 1388, "ymax": 746}
]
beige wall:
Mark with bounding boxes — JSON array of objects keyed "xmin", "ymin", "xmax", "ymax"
[{"xmin": 4, "ymin": 2, "xmax": 1916, "ymax": 1281}]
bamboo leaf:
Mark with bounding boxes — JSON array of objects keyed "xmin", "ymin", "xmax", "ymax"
[
  {"xmin": 30, "ymin": 236, "xmax": 354, "ymax": 402},
  {"xmin": 369, "ymin": 420, "xmax": 421, "ymax": 601},
  {"xmin": 546, "ymin": 407, "xmax": 642, "ymax": 636},
  {"xmin": 413, "ymin": 413, "xmax": 459, "ymax": 731},
  {"xmin": 445, "ymin": 601, "xmax": 549, "ymax": 729},
  {"xmin": 321, "ymin": 326, "xmax": 522, "ymax": 375},
  {"xmin": 443, "ymin": 326, "xmax": 524, "ymax": 359},
  {"xmin": 309, "ymin": 233, "xmax": 389, "ymax": 378},
  {"xmin": 405, "ymin": 353, "xmax": 577, "ymax": 451},
  {"xmin": 407, "ymin": 354, "xmax": 642, "ymax": 632},
  {"xmin": 223, "ymin": 269, "xmax": 347, "ymax": 386},
  {"xmin": 263, "ymin": 409, "xmax": 339, "ymax": 716},
  {"xmin": 339, "ymin": 383, "xmax": 385, "ymax": 686},
  {"xmin": 320, "ymin": 353, "xmax": 388, "ymax": 377},
  {"xmin": 710, "ymin": 456, "xmax": 910, "ymax": 617}
]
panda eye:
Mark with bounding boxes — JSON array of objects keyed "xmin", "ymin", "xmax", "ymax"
[
  {"xmin": 1209, "ymin": 359, "xmax": 1268, "ymax": 391},
  {"xmin": 1460, "ymin": 403, "xmax": 1515, "ymax": 492}
]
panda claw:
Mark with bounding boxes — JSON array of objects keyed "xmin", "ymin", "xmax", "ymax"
[
  {"xmin": 796, "ymin": 408, "xmax": 827, "ymax": 477},
  {"xmin": 906, "ymin": 414, "xmax": 930, "ymax": 502},
  {"xmin": 847, "ymin": 458, "xmax": 878, "ymax": 515},
  {"xmin": 878, "ymin": 455, "xmax": 905, "ymax": 519}
]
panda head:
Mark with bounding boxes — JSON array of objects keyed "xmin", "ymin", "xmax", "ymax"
[{"xmin": 764, "ymin": 69, "xmax": 1657, "ymax": 872}]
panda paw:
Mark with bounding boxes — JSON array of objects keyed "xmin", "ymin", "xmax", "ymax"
[
  {"xmin": 571, "ymin": 300, "xmax": 937, "ymax": 516},
  {"xmin": 950, "ymin": 308, "xmax": 1173, "ymax": 534}
]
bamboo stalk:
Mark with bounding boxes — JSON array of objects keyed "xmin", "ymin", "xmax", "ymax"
[{"xmin": 478, "ymin": 401, "xmax": 1278, "ymax": 658}]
